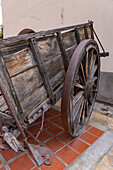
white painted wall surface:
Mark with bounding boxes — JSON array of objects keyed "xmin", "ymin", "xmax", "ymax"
[{"xmin": 1, "ymin": 0, "xmax": 113, "ymax": 72}]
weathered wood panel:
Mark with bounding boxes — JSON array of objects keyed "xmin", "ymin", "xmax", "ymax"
[
  {"xmin": 11, "ymin": 67, "xmax": 43, "ymax": 102},
  {"xmin": 0, "ymin": 23, "xmax": 93, "ymax": 119},
  {"xmin": 50, "ymin": 69, "xmax": 65, "ymax": 90},
  {"xmin": 87, "ymin": 25, "xmax": 92, "ymax": 38},
  {"xmin": 38, "ymin": 36, "xmax": 60, "ymax": 61},
  {"xmin": 78, "ymin": 27, "xmax": 85, "ymax": 41},
  {"xmin": 20, "ymin": 86, "xmax": 47, "ymax": 116},
  {"xmin": 44, "ymin": 54, "xmax": 64, "ymax": 79},
  {"xmin": 62, "ymin": 30, "xmax": 77, "ymax": 49},
  {"xmin": 4, "ymin": 48, "xmax": 36, "ymax": 77}
]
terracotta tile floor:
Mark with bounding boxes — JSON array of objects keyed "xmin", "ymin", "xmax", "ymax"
[{"xmin": 0, "ymin": 108, "xmax": 104, "ymax": 169}]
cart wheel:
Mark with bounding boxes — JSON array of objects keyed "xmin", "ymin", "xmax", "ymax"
[{"xmin": 61, "ymin": 39, "xmax": 100, "ymax": 137}]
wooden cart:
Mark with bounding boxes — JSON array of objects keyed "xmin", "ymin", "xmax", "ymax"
[{"xmin": 0, "ymin": 21, "xmax": 108, "ymax": 165}]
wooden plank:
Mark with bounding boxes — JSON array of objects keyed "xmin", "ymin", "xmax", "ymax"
[
  {"xmin": 50, "ymin": 69, "xmax": 65, "ymax": 90},
  {"xmin": 20, "ymin": 86, "xmax": 47, "ymax": 116},
  {"xmin": 87, "ymin": 25, "xmax": 92, "ymax": 38},
  {"xmin": 62, "ymin": 30, "xmax": 77, "ymax": 49},
  {"xmin": 0, "ymin": 22, "xmax": 91, "ymax": 48},
  {"xmin": 78, "ymin": 27, "xmax": 85, "ymax": 41},
  {"xmin": 57, "ymin": 32, "xmax": 68, "ymax": 71},
  {"xmin": 4, "ymin": 48, "xmax": 36, "ymax": 77},
  {"xmin": 44, "ymin": 53, "xmax": 64, "ymax": 80},
  {"xmin": 0, "ymin": 52, "xmax": 25, "ymax": 123},
  {"xmin": 38, "ymin": 36, "xmax": 60, "ymax": 61},
  {"xmin": 29, "ymin": 38, "xmax": 54, "ymax": 103},
  {"xmin": 11, "ymin": 67, "xmax": 43, "ymax": 102}
]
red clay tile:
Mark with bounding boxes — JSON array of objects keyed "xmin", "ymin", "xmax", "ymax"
[
  {"xmin": 46, "ymin": 108, "xmax": 60, "ymax": 115},
  {"xmin": 27, "ymin": 136, "xmax": 39, "ymax": 145},
  {"xmin": 17, "ymin": 131, "xmax": 30, "ymax": 141},
  {"xmin": 45, "ymin": 112, "xmax": 55, "ymax": 119},
  {"xmin": 34, "ymin": 130, "xmax": 52, "ymax": 142},
  {"xmin": 79, "ymin": 132, "xmax": 98, "ymax": 144},
  {"xmin": 33, "ymin": 117, "xmax": 42, "ymax": 124},
  {"xmin": 38, "ymin": 120, "xmax": 53, "ymax": 129},
  {"xmin": 88, "ymin": 127, "xmax": 104, "ymax": 137},
  {"xmin": 46, "ymin": 125, "xmax": 63, "ymax": 136},
  {"xmin": 45, "ymin": 138, "xmax": 64, "ymax": 152},
  {"xmin": 57, "ymin": 132, "xmax": 73, "ymax": 144},
  {"xmin": 0, "ymin": 160, "xmax": 3, "ymax": 165},
  {"xmin": 40, "ymin": 155, "xmax": 66, "ymax": 170},
  {"xmin": 49, "ymin": 116, "xmax": 61, "ymax": 124},
  {"xmin": 32, "ymin": 167, "xmax": 40, "ymax": 170},
  {"xmin": 69, "ymin": 139, "xmax": 89, "ymax": 154},
  {"xmin": 57, "ymin": 122, "xmax": 64, "ymax": 128},
  {"xmin": 27, "ymin": 124, "xmax": 40, "ymax": 134},
  {"xmin": 56, "ymin": 146, "xmax": 79, "ymax": 164},
  {"xmin": 8, "ymin": 154, "xmax": 35, "ymax": 170},
  {"xmin": 0, "ymin": 167, "xmax": 6, "ymax": 170},
  {"xmin": 85, "ymin": 124, "xmax": 92, "ymax": 131},
  {"xmin": 0, "ymin": 150, "xmax": 20, "ymax": 162}
]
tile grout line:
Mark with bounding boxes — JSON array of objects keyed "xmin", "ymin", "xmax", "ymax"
[{"xmin": 25, "ymin": 129, "xmax": 68, "ymax": 167}]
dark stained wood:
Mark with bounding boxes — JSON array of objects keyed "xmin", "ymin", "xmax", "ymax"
[
  {"xmin": 0, "ymin": 22, "xmax": 94, "ymax": 123},
  {"xmin": 0, "ymin": 52, "xmax": 25, "ymax": 123},
  {"xmin": 29, "ymin": 38, "xmax": 54, "ymax": 103},
  {"xmin": 57, "ymin": 32, "xmax": 69, "ymax": 71}
]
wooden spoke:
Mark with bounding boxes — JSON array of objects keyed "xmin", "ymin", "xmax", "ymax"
[
  {"xmin": 91, "ymin": 65, "xmax": 98, "ymax": 77},
  {"xmin": 73, "ymin": 91, "xmax": 84, "ymax": 107},
  {"xmin": 79, "ymin": 100, "xmax": 86, "ymax": 125},
  {"xmin": 86, "ymin": 51, "xmax": 89, "ymax": 78},
  {"xmin": 74, "ymin": 101, "xmax": 84, "ymax": 128},
  {"xmin": 80, "ymin": 63, "xmax": 86, "ymax": 83},
  {"xmin": 72, "ymin": 96, "xmax": 84, "ymax": 122},
  {"xmin": 90, "ymin": 54, "xmax": 97, "ymax": 74},
  {"xmin": 74, "ymin": 83, "xmax": 84, "ymax": 89},
  {"xmin": 90, "ymin": 49, "xmax": 94, "ymax": 72}
]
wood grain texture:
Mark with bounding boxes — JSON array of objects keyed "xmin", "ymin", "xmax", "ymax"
[{"xmin": 0, "ymin": 23, "xmax": 93, "ymax": 119}]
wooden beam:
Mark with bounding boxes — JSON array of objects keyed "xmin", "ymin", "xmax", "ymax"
[
  {"xmin": 0, "ymin": 52, "xmax": 26, "ymax": 123},
  {"xmin": 28, "ymin": 38, "xmax": 54, "ymax": 104},
  {"xmin": 57, "ymin": 31, "xmax": 68, "ymax": 71}
]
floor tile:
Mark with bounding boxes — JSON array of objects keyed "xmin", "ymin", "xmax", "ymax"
[
  {"xmin": 44, "ymin": 138, "xmax": 64, "ymax": 152},
  {"xmin": 46, "ymin": 108, "xmax": 60, "ymax": 115},
  {"xmin": 87, "ymin": 127, "xmax": 104, "ymax": 137},
  {"xmin": 56, "ymin": 132, "xmax": 74, "ymax": 144},
  {"xmin": 46, "ymin": 125, "xmax": 63, "ymax": 136},
  {"xmin": 57, "ymin": 122, "xmax": 64, "ymax": 128},
  {"xmin": 8, "ymin": 154, "xmax": 35, "ymax": 170},
  {"xmin": 56, "ymin": 146, "xmax": 79, "ymax": 165},
  {"xmin": 27, "ymin": 136, "xmax": 39, "ymax": 145},
  {"xmin": 17, "ymin": 131, "xmax": 30, "ymax": 141},
  {"xmin": 69, "ymin": 139, "xmax": 89, "ymax": 154},
  {"xmin": 40, "ymin": 155, "xmax": 66, "ymax": 170},
  {"xmin": 79, "ymin": 132, "xmax": 98, "ymax": 144},
  {"xmin": 85, "ymin": 124, "xmax": 92, "ymax": 131},
  {"xmin": 0, "ymin": 150, "xmax": 20, "ymax": 162},
  {"xmin": 32, "ymin": 166, "xmax": 40, "ymax": 170},
  {"xmin": 27, "ymin": 124, "xmax": 40, "ymax": 134},
  {"xmin": 49, "ymin": 116, "xmax": 61, "ymax": 124},
  {"xmin": 0, "ymin": 167, "xmax": 6, "ymax": 170},
  {"xmin": 34, "ymin": 130, "xmax": 52, "ymax": 142},
  {"xmin": 0, "ymin": 160, "xmax": 3, "ymax": 165},
  {"xmin": 43, "ymin": 120, "xmax": 53, "ymax": 129}
]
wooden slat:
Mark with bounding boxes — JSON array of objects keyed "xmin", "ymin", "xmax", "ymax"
[
  {"xmin": 57, "ymin": 32, "xmax": 69, "ymax": 71},
  {"xmin": 29, "ymin": 38, "xmax": 54, "ymax": 103},
  {"xmin": 0, "ymin": 52, "xmax": 25, "ymax": 123}
]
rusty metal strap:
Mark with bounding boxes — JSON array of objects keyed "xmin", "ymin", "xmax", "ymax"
[{"xmin": 28, "ymin": 38, "xmax": 54, "ymax": 104}]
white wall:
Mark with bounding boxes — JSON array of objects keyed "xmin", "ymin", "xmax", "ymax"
[{"xmin": 2, "ymin": 0, "xmax": 113, "ymax": 72}]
